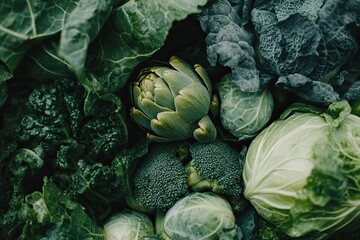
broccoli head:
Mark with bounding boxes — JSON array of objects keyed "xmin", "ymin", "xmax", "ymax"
[
  {"xmin": 130, "ymin": 143, "xmax": 189, "ymax": 211},
  {"xmin": 186, "ymin": 140, "xmax": 246, "ymax": 211}
]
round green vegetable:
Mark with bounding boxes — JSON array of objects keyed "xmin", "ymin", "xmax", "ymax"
[
  {"xmin": 218, "ymin": 73, "xmax": 274, "ymax": 140},
  {"xmin": 130, "ymin": 56, "xmax": 217, "ymax": 143},
  {"xmin": 164, "ymin": 192, "xmax": 236, "ymax": 239},
  {"xmin": 243, "ymin": 101, "xmax": 360, "ymax": 238},
  {"xmin": 104, "ymin": 210, "xmax": 154, "ymax": 240}
]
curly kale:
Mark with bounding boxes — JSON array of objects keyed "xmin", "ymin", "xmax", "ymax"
[
  {"xmin": 251, "ymin": 0, "xmax": 360, "ymax": 104},
  {"xmin": 3, "ymin": 78, "xmax": 85, "ymax": 154},
  {"xmin": 186, "ymin": 140, "xmax": 246, "ymax": 211},
  {"xmin": 199, "ymin": 0, "xmax": 268, "ymax": 92}
]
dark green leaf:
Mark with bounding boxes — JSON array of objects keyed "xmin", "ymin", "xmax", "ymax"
[
  {"xmin": 22, "ymin": 40, "xmax": 73, "ymax": 80},
  {"xmin": 0, "ymin": 82, "xmax": 8, "ymax": 109},
  {"xmin": 18, "ymin": 177, "xmax": 104, "ymax": 239},
  {"xmin": 59, "ymin": 0, "xmax": 114, "ymax": 82},
  {"xmin": 200, "ymin": 0, "xmax": 265, "ymax": 92},
  {"xmin": 0, "ymin": 61, "xmax": 13, "ymax": 82}
]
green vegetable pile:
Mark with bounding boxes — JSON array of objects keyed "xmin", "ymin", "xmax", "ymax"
[{"xmin": 0, "ymin": 0, "xmax": 359, "ymax": 239}]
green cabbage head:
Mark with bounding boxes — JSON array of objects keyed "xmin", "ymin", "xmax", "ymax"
[
  {"xmin": 243, "ymin": 100, "xmax": 360, "ymax": 238},
  {"xmin": 218, "ymin": 73, "xmax": 274, "ymax": 140},
  {"xmin": 104, "ymin": 210, "xmax": 154, "ymax": 240},
  {"xmin": 164, "ymin": 192, "xmax": 236, "ymax": 239}
]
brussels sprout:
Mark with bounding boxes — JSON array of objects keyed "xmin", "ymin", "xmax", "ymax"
[
  {"xmin": 130, "ymin": 56, "xmax": 217, "ymax": 143},
  {"xmin": 104, "ymin": 210, "xmax": 154, "ymax": 240},
  {"xmin": 243, "ymin": 101, "xmax": 360, "ymax": 238},
  {"xmin": 218, "ymin": 73, "xmax": 274, "ymax": 140},
  {"xmin": 163, "ymin": 192, "xmax": 236, "ymax": 240}
]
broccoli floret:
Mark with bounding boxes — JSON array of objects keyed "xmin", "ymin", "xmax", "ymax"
[
  {"xmin": 130, "ymin": 143, "xmax": 189, "ymax": 211},
  {"xmin": 186, "ymin": 140, "xmax": 245, "ymax": 211}
]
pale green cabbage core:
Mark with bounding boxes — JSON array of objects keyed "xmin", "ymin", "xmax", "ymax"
[
  {"xmin": 244, "ymin": 112, "xmax": 326, "ymax": 224},
  {"xmin": 164, "ymin": 192, "xmax": 235, "ymax": 240},
  {"xmin": 243, "ymin": 101, "xmax": 360, "ymax": 238},
  {"xmin": 104, "ymin": 210, "xmax": 154, "ymax": 240}
]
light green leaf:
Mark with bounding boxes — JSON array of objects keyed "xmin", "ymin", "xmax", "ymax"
[
  {"xmin": 175, "ymin": 82, "xmax": 210, "ymax": 123},
  {"xmin": 0, "ymin": 0, "xmax": 79, "ymax": 71},
  {"xmin": 193, "ymin": 115, "xmax": 217, "ymax": 143},
  {"xmin": 59, "ymin": 0, "xmax": 114, "ymax": 82},
  {"xmin": 84, "ymin": 0, "xmax": 208, "ymax": 93},
  {"xmin": 218, "ymin": 73, "xmax": 274, "ymax": 140},
  {"xmin": 151, "ymin": 111, "xmax": 196, "ymax": 140}
]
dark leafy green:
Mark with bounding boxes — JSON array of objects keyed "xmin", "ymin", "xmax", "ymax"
[
  {"xmin": 200, "ymin": 0, "xmax": 360, "ymax": 104},
  {"xmin": 199, "ymin": 0, "xmax": 267, "ymax": 92},
  {"xmin": 18, "ymin": 177, "xmax": 104, "ymax": 240},
  {"xmin": 0, "ymin": 0, "xmax": 359, "ymax": 239}
]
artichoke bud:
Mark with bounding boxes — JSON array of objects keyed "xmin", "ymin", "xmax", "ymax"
[{"xmin": 130, "ymin": 56, "xmax": 217, "ymax": 143}]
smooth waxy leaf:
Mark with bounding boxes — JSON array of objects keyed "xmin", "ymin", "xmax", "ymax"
[
  {"xmin": 22, "ymin": 40, "xmax": 73, "ymax": 80},
  {"xmin": 58, "ymin": 0, "xmax": 114, "ymax": 82},
  {"xmin": 243, "ymin": 101, "xmax": 360, "ymax": 237},
  {"xmin": 84, "ymin": 0, "xmax": 208, "ymax": 92},
  {"xmin": 0, "ymin": 0, "xmax": 79, "ymax": 71}
]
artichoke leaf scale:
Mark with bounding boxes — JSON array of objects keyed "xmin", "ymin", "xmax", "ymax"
[
  {"xmin": 130, "ymin": 108, "xmax": 152, "ymax": 130},
  {"xmin": 169, "ymin": 56, "xmax": 203, "ymax": 83},
  {"xmin": 138, "ymin": 98, "xmax": 171, "ymax": 120},
  {"xmin": 161, "ymin": 69, "xmax": 194, "ymax": 95},
  {"xmin": 194, "ymin": 64, "xmax": 212, "ymax": 93},
  {"xmin": 150, "ymin": 111, "xmax": 196, "ymax": 140},
  {"xmin": 193, "ymin": 115, "xmax": 217, "ymax": 143},
  {"xmin": 175, "ymin": 83, "xmax": 211, "ymax": 122},
  {"xmin": 153, "ymin": 77, "xmax": 175, "ymax": 110}
]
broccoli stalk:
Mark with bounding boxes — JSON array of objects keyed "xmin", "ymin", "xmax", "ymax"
[{"xmin": 185, "ymin": 140, "xmax": 246, "ymax": 212}]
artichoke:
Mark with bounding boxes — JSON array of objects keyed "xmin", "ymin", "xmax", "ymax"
[{"xmin": 130, "ymin": 56, "xmax": 217, "ymax": 143}]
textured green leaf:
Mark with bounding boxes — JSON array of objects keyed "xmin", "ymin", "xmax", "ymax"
[
  {"xmin": 84, "ymin": 0, "xmax": 208, "ymax": 92},
  {"xmin": 200, "ymin": 0, "xmax": 263, "ymax": 92},
  {"xmin": 58, "ymin": 0, "xmax": 114, "ymax": 82},
  {"xmin": 19, "ymin": 177, "xmax": 104, "ymax": 239},
  {"xmin": 0, "ymin": 62, "xmax": 13, "ymax": 82},
  {"xmin": 272, "ymin": 0, "xmax": 324, "ymax": 22},
  {"xmin": 0, "ymin": 0, "xmax": 79, "ymax": 71}
]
